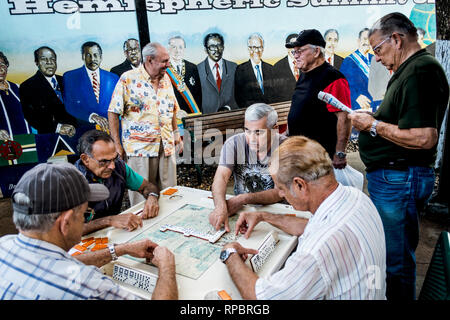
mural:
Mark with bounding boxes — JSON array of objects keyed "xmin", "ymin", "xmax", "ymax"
[{"xmin": 0, "ymin": 0, "xmax": 437, "ymax": 197}]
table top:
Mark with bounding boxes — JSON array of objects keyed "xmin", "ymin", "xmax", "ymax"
[{"xmin": 86, "ymin": 186, "xmax": 311, "ymax": 300}]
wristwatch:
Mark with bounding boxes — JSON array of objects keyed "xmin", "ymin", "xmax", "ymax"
[
  {"xmin": 370, "ymin": 120, "xmax": 380, "ymax": 137},
  {"xmin": 149, "ymin": 192, "xmax": 160, "ymax": 199},
  {"xmin": 108, "ymin": 243, "xmax": 118, "ymax": 261},
  {"xmin": 336, "ymin": 151, "xmax": 346, "ymax": 159},
  {"xmin": 220, "ymin": 248, "xmax": 237, "ymax": 264}
]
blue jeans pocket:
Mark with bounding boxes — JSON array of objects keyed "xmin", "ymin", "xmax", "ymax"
[{"xmin": 382, "ymin": 169, "xmax": 410, "ymax": 184}]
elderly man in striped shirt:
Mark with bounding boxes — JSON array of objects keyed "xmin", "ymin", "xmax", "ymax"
[{"xmin": 221, "ymin": 136, "xmax": 386, "ymax": 300}]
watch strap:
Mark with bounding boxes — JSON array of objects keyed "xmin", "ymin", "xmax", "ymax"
[
  {"xmin": 149, "ymin": 192, "xmax": 160, "ymax": 199},
  {"xmin": 221, "ymin": 247, "xmax": 237, "ymax": 264},
  {"xmin": 108, "ymin": 243, "xmax": 118, "ymax": 261}
]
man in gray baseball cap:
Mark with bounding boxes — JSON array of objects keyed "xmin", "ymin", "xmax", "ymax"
[{"xmin": 0, "ymin": 162, "xmax": 178, "ymax": 300}]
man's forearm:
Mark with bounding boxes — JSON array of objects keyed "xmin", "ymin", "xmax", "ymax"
[
  {"xmin": 212, "ymin": 177, "xmax": 228, "ymax": 211},
  {"xmin": 151, "ymin": 264, "xmax": 178, "ymax": 300},
  {"xmin": 376, "ymin": 122, "xmax": 437, "ymax": 150},
  {"xmin": 262, "ymin": 212, "xmax": 308, "ymax": 236},
  {"xmin": 225, "ymin": 254, "xmax": 258, "ymax": 300},
  {"xmin": 138, "ymin": 180, "xmax": 159, "ymax": 199},
  {"xmin": 75, "ymin": 242, "xmax": 128, "ymax": 268},
  {"xmin": 336, "ymin": 111, "xmax": 351, "ymax": 152},
  {"xmin": 82, "ymin": 216, "xmax": 112, "ymax": 236},
  {"xmin": 243, "ymin": 189, "xmax": 283, "ymax": 206},
  {"xmin": 108, "ymin": 111, "xmax": 122, "ymax": 145}
]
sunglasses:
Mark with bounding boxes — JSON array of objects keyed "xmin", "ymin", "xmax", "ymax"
[{"xmin": 84, "ymin": 207, "xmax": 95, "ymax": 222}]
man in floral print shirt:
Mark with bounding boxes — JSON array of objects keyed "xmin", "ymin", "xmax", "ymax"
[{"xmin": 108, "ymin": 42, "xmax": 182, "ymax": 206}]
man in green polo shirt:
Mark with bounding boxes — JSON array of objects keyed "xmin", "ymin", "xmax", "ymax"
[
  {"xmin": 75, "ymin": 130, "xmax": 161, "ymax": 235},
  {"xmin": 349, "ymin": 12, "xmax": 448, "ymax": 300}
]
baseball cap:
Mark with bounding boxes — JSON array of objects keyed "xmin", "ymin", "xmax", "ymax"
[
  {"xmin": 12, "ymin": 162, "xmax": 109, "ymax": 215},
  {"xmin": 285, "ymin": 29, "xmax": 326, "ymax": 49}
]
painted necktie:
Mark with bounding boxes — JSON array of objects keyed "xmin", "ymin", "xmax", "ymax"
[
  {"xmin": 215, "ymin": 62, "xmax": 221, "ymax": 91},
  {"xmin": 92, "ymin": 72, "xmax": 100, "ymax": 103},
  {"xmin": 255, "ymin": 64, "xmax": 264, "ymax": 93},
  {"xmin": 51, "ymin": 77, "xmax": 63, "ymax": 102}
]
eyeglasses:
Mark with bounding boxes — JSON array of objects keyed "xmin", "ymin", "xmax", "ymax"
[
  {"xmin": 372, "ymin": 35, "xmax": 392, "ymax": 55},
  {"xmin": 88, "ymin": 153, "xmax": 119, "ymax": 167},
  {"xmin": 248, "ymin": 46, "xmax": 263, "ymax": 51},
  {"xmin": 244, "ymin": 128, "xmax": 267, "ymax": 136},
  {"xmin": 0, "ymin": 63, "xmax": 7, "ymax": 70},
  {"xmin": 291, "ymin": 47, "xmax": 312, "ymax": 56},
  {"xmin": 372, "ymin": 33, "xmax": 404, "ymax": 55},
  {"xmin": 207, "ymin": 44, "xmax": 223, "ymax": 52},
  {"xmin": 84, "ymin": 207, "xmax": 95, "ymax": 222}
]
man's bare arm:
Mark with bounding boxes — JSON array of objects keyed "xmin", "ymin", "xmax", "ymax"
[
  {"xmin": 335, "ymin": 111, "xmax": 351, "ymax": 153},
  {"xmin": 376, "ymin": 123, "xmax": 438, "ymax": 149},
  {"xmin": 108, "ymin": 111, "xmax": 126, "ymax": 159}
]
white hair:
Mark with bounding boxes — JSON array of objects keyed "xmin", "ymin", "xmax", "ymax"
[
  {"xmin": 309, "ymin": 44, "xmax": 325, "ymax": 57},
  {"xmin": 247, "ymin": 33, "xmax": 265, "ymax": 47},
  {"xmin": 245, "ymin": 103, "xmax": 278, "ymax": 128},
  {"xmin": 142, "ymin": 42, "xmax": 163, "ymax": 61}
]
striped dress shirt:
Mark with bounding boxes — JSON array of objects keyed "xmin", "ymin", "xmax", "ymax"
[
  {"xmin": 255, "ymin": 184, "xmax": 386, "ymax": 300},
  {"xmin": 0, "ymin": 234, "xmax": 140, "ymax": 300}
]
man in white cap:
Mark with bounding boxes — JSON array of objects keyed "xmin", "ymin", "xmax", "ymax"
[{"xmin": 0, "ymin": 162, "xmax": 178, "ymax": 300}]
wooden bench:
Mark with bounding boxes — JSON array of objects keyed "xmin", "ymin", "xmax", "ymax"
[
  {"xmin": 181, "ymin": 101, "xmax": 291, "ymax": 184},
  {"xmin": 182, "ymin": 101, "xmax": 291, "ymax": 142}
]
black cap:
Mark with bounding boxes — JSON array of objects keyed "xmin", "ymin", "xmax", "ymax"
[
  {"xmin": 12, "ymin": 162, "xmax": 109, "ymax": 215},
  {"xmin": 285, "ymin": 29, "xmax": 326, "ymax": 49}
]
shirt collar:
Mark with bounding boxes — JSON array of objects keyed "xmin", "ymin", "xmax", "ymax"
[
  {"xmin": 85, "ymin": 66, "xmax": 99, "ymax": 78},
  {"xmin": 306, "ymin": 183, "xmax": 344, "ymax": 226},
  {"xmin": 208, "ymin": 57, "xmax": 223, "ymax": 71},
  {"xmin": 16, "ymin": 233, "xmax": 70, "ymax": 259}
]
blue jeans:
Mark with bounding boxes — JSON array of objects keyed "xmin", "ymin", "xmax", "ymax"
[{"xmin": 366, "ymin": 166, "xmax": 435, "ymax": 300}]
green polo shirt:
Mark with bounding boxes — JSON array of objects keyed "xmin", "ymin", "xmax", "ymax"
[{"xmin": 359, "ymin": 49, "xmax": 449, "ymax": 170}]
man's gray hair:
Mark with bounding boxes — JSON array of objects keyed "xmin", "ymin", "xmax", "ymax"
[
  {"xmin": 168, "ymin": 35, "xmax": 186, "ymax": 48},
  {"xmin": 245, "ymin": 103, "xmax": 278, "ymax": 128},
  {"xmin": 142, "ymin": 42, "xmax": 163, "ymax": 61},
  {"xmin": 13, "ymin": 211, "xmax": 62, "ymax": 233},
  {"xmin": 247, "ymin": 33, "xmax": 265, "ymax": 47},
  {"xmin": 309, "ymin": 44, "xmax": 325, "ymax": 57},
  {"xmin": 369, "ymin": 12, "xmax": 418, "ymax": 39}
]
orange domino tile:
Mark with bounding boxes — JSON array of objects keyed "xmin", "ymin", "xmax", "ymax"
[
  {"xmin": 73, "ymin": 244, "xmax": 87, "ymax": 252},
  {"xmin": 82, "ymin": 240, "xmax": 95, "ymax": 248},
  {"xmin": 95, "ymin": 238, "xmax": 102, "ymax": 244},
  {"xmin": 101, "ymin": 237, "xmax": 108, "ymax": 244},
  {"xmin": 71, "ymin": 251, "xmax": 82, "ymax": 256},
  {"xmin": 91, "ymin": 244, "xmax": 107, "ymax": 251},
  {"xmin": 81, "ymin": 237, "xmax": 94, "ymax": 243},
  {"xmin": 162, "ymin": 188, "xmax": 178, "ymax": 195},
  {"xmin": 218, "ymin": 290, "xmax": 232, "ymax": 300}
]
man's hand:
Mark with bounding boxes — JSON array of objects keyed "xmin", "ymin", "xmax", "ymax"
[
  {"xmin": 356, "ymin": 94, "xmax": 371, "ymax": 110},
  {"xmin": 209, "ymin": 206, "xmax": 230, "ymax": 232},
  {"xmin": 90, "ymin": 113, "xmax": 110, "ymax": 133},
  {"xmin": 0, "ymin": 130, "xmax": 11, "ymax": 141},
  {"xmin": 332, "ymin": 154, "xmax": 347, "ymax": 169},
  {"xmin": 226, "ymin": 194, "xmax": 246, "ymax": 216},
  {"xmin": 223, "ymin": 242, "xmax": 258, "ymax": 262},
  {"xmin": 58, "ymin": 124, "xmax": 76, "ymax": 137},
  {"xmin": 115, "ymin": 143, "xmax": 127, "ymax": 161},
  {"xmin": 109, "ymin": 213, "xmax": 143, "ymax": 231},
  {"xmin": 121, "ymin": 239, "xmax": 158, "ymax": 263},
  {"xmin": 235, "ymin": 211, "xmax": 265, "ymax": 239},
  {"xmin": 348, "ymin": 110, "xmax": 375, "ymax": 132},
  {"xmin": 151, "ymin": 246, "xmax": 175, "ymax": 270},
  {"xmin": 142, "ymin": 196, "xmax": 159, "ymax": 219}
]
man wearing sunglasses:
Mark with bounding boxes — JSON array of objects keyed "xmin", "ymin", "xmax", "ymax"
[
  {"xmin": 349, "ymin": 12, "xmax": 449, "ymax": 300},
  {"xmin": 75, "ymin": 130, "xmax": 160, "ymax": 235}
]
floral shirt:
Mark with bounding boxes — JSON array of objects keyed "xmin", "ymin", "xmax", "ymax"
[{"xmin": 108, "ymin": 64, "xmax": 179, "ymax": 157}]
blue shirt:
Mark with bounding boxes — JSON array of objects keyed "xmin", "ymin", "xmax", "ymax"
[{"xmin": 0, "ymin": 233, "xmax": 139, "ymax": 300}]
